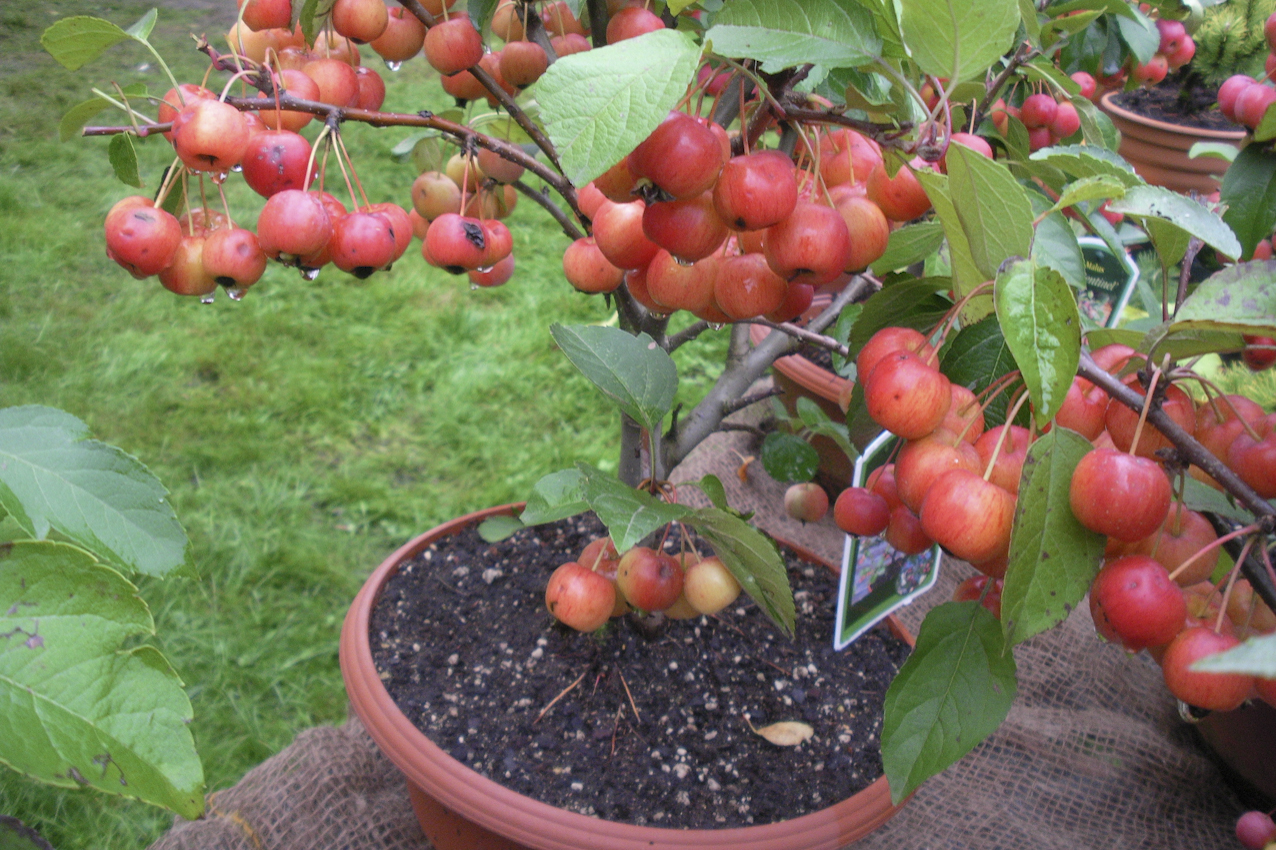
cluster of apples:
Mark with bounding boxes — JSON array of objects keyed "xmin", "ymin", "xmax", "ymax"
[
  {"xmin": 1215, "ymin": 11, "xmax": 1276, "ymax": 130},
  {"xmin": 544, "ymin": 535, "xmax": 743, "ymax": 632},
  {"xmin": 555, "ymin": 116, "xmax": 943, "ymax": 323},
  {"xmin": 812, "ymin": 329, "xmax": 1276, "ymax": 713}
]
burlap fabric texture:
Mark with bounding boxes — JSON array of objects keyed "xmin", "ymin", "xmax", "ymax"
[{"xmin": 150, "ymin": 392, "xmax": 1247, "ymax": 850}]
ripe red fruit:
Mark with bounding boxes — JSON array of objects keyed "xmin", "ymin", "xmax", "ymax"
[
  {"xmin": 628, "ymin": 111, "xmax": 726, "ymax": 200},
  {"xmin": 104, "ymin": 199, "xmax": 182, "ymax": 278},
  {"xmin": 1219, "ymin": 75, "xmax": 1260, "ymax": 122},
  {"xmin": 490, "ymin": 0, "xmax": 525, "ymax": 41},
  {"xmin": 834, "ymin": 195, "xmax": 890, "ymax": 272},
  {"xmin": 1049, "ymin": 101, "xmax": 1081, "ymax": 139},
  {"xmin": 239, "ymin": 0, "xmax": 292, "ymax": 31},
  {"xmin": 1068, "ymin": 448, "xmax": 1172, "ymax": 542},
  {"xmin": 304, "ymin": 57, "xmax": 361, "ymax": 108},
  {"xmin": 1164, "ymin": 36, "xmax": 1195, "ymax": 71},
  {"xmin": 1104, "ymin": 381, "xmax": 1196, "ymax": 459},
  {"xmin": 158, "ymin": 84, "xmax": 215, "ymax": 142},
  {"xmin": 158, "ymin": 235, "xmax": 217, "ymax": 297},
  {"xmin": 353, "ymin": 65, "xmax": 386, "ymax": 110},
  {"xmin": 545, "ymin": 561, "xmax": 615, "ymax": 632},
  {"xmin": 1227, "ymin": 427, "xmax": 1276, "ymax": 498},
  {"xmin": 865, "ymin": 160, "xmax": 932, "ymax": 222},
  {"xmin": 468, "ymin": 253, "xmax": 515, "ymax": 288},
  {"xmin": 763, "ymin": 201, "xmax": 853, "ymax": 285},
  {"xmin": 255, "ymin": 69, "xmax": 321, "ymax": 133},
  {"xmin": 817, "ymin": 128, "xmax": 883, "ymax": 186},
  {"xmin": 201, "ymin": 226, "xmax": 267, "ymax": 291},
  {"xmin": 1160, "ymin": 626, "xmax": 1253, "ymax": 711},
  {"xmin": 645, "ymin": 250, "xmax": 718, "ymax": 314},
  {"xmin": 561, "ymin": 237, "xmax": 624, "ymax": 293},
  {"xmin": 895, "ymin": 430, "xmax": 981, "ymax": 513},
  {"xmin": 1020, "ymin": 93, "xmax": 1059, "ymax": 129},
  {"xmin": 953, "ymin": 574, "xmax": 1004, "ymax": 618},
  {"xmin": 370, "ymin": 6, "xmax": 427, "ymax": 62},
  {"xmin": 330, "ymin": 211, "xmax": 398, "ymax": 278},
  {"xmin": 424, "ymin": 14, "xmax": 484, "ymax": 75},
  {"xmin": 1070, "ymin": 72, "xmax": 1097, "ymax": 101},
  {"xmin": 1236, "ymin": 810, "xmax": 1276, "ymax": 850},
  {"xmin": 424, "ymin": 213, "xmax": 488, "ymax": 273},
  {"xmin": 1089, "ymin": 555, "xmax": 1187, "ymax": 651},
  {"xmin": 1128, "ymin": 504, "xmax": 1219, "ymax": 586},
  {"xmin": 172, "ymin": 99, "xmax": 250, "ymax": 172},
  {"xmin": 765, "ymin": 281, "xmax": 814, "ymax": 323},
  {"xmin": 857, "ymin": 326, "xmax": 934, "ymax": 379},
  {"xmin": 499, "ymin": 40, "xmax": 549, "ymax": 88},
  {"xmin": 864, "ymin": 350, "xmax": 952, "ymax": 440},
  {"xmin": 682, "ymin": 556, "xmax": 741, "ymax": 615},
  {"xmin": 943, "ymin": 384, "xmax": 985, "ymax": 444},
  {"xmin": 712, "ymin": 150, "xmax": 799, "ymax": 231},
  {"xmin": 549, "ymin": 32, "xmax": 591, "ymax": 56},
  {"xmin": 241, "ymin": 130, "xmax": 312, "ymax": 197},
  {"xmin": 1242, "ymin": 334, "xmax": 1276, "ymax": 371},
  {"xmin": 593, "ymin": 200, "xmax": 660, "ymax": 270},
  {"xmin": 606, "ymin": 6, "xmax": 665, "ymax": 42},
  {"xmin": 833, "ymin": 486, "xmax": 891, "ymax": 536},
  {"xmin": 884, "ymin": 505, "xmax": 932, "ymax": 555},
  {"xmin": 1132, "ymin": 54, "xmax": 1169, "ymax": 87},
  {"xmin": 257, "ymin": 190, "xmax": 334, "ymax": 264},
  {"xmin": 541, "ymin": 1, "xmax": 586, "ymax": 37},
  {"xmin": 1236, "ymin": 83, "xmax": 1276, "ymax": 130},
  {"xmin": 939, "ymin": 132, "xmax": 993, "ymax": 172},
  {"xmin": 1056, "ymin": 376, "xmax": 1108, "ymax": 441},
  {"xmin": 713, "ymin": 253, "xmax": 788, "ymax": 320},
  {"xmin": 410, "ymin": 171, "xmax": 462, "ymax": 221},
  {"xmin": 642, "ymin": 193, "xmax": 728, "ymax": 263},
  {"xmin": 331, "ymin": 0, "xmax": 389, "ymax": 44},
  {"xmin": 784, "ymin": 482, "xmax": 829, "ymax": 523},
  {"xmin": 615, "ymin": 547, "xmax": 684, "ymax": 612},
  {"xmin": 1156, "ymin": 18, "xmax": 1187, "ymax": 55},
  {"xmin": 920, "ymin": 469, "xmax": 1015, "ymax": 564},
  {"xmin": 973, "ymin": 424, "xmax": 1031, "ymax": 496}
]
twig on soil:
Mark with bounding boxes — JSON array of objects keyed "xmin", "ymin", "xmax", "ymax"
[
  {"xmin": 536, "ymin": 670, "xmax": 587, "ymax": 723},
  {"xmin": 617, "ymin": 669, "xmax": 642, "ymax": 724}
]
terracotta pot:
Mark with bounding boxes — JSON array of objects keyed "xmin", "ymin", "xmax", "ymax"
[
  {"xmin": 341, "ymin": 504, "xmax": 914, "ymax": 850},
  {"xmin": 1195, "ymin": 699, "xmax": 1276, "ymax": 808},
  {"xmin": 748, "ymin": 299, "xmax": 854, "ymax": 489},
  {"xmin": 1099, "ymin": 92, "xmax": 1245, "ymax": 195}
]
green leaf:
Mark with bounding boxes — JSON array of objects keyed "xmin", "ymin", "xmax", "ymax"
[
  {"xmin": 947, "ymin": 145, "xmax": 1034, "ymax": 280},
  {"xmin": 1188, "ymin": 141, "xmax": 1238, "ymax": 164},
  {"xmin": 881, "ymin": 601, "xmax": 1017, "ymax": 804},
  {"xmin": 915, "ymin": 171, "xmax": 987, "ymax": 314},
  {"xmin": 0, "ymin": 816, "xmax": 55, "ymax": 850},
  {"xmin": 1047, "ymin": 175, "xmax": 1126, "ymax": 215},
  {"xmin": 871, "ymin": 221, "xmax": 945, "ymax": 275},
  {"xmin": 1172, "ymin": 261, "xmax": 1276, "ymax": 333},
  {"xmin": 760, "ymin": 432, "xmax": 819, "ymax": 483},
  {"xmin": 705, "ymin": 0, "xmax": 881, "ymax": 71},
  {"xmin": 58, "ymin": 84, "xmax": 148, "ymax": 143},
  {"xmin": 685, "ymin": 507, "xmax": 794, "ymax": 636},
  {"xmin": 299, "ymin": 0, "xmax": 338, "ymax": 45},
  {"xmin": 1190, "ymin": 632, "xmax": 1276, "ymax": 677},
  {"xmin": 994, "ymin": 260, "xmax": 1081, "ymax": 426},
  {"xmin": 108, "ymin": 134, "xmax": 141, "ymax": 188},
  {"xmin": 0, "ymin": 407, "xmax": 188, "ymax": 578},
  {"xmin": 829, "ymin": 303, "xmax": 862, "ymax": 375},
  {"xmin": 1181, "ymin": 475, "xmax": 1252, "ymax": 525},
  {"xmin": 576, "ymin": 465, "xmax": 689, "ymax": 553},
  {"xmin": 0, "ymin": 541, "xmax": 203, "ymax": 818},
  {"xmin": 1030, "ymin": 204, "xmax": 1085, "ymax": 289},
  {"xmin": 550, "ymin": 324, "xmax": 678, "ymax": 437},
  {"xmin": 939, "ymin": 318, "xmax": 1021, "ymax": 428},
  {"xmin": 517, "ymin": 468, "xmax": 588, "ymax": 527},
  {"xmin": 531, "ymin": 29, "xmax": 702, "ymax": 186},
  {"xmin": 124, "ymin": 9, "xmax": 158, "ymax": 41},
  {"xmin": 1030, "ymin": 144, "xmax": 1141, "ymax": 186},
  {"xmin": 40, "ymin": 16, "xmax": 133, "ymax": 71},
  {"xmin": 795, "ymin": 397, "xmax": 855, "ymax": 459},
  {"xmin": 470, "ymin": 0, "xmax": 502, "ymax": 35},
  {"xmin": 1141, "ymin": 216, "xmax": 1191, "ymax": 270},
  {"xmin": 898, "ymin": 0, "xmax": 1020, "ymax": 82},
  {"xmin": 1072, "ymin": 99, "xmax": 1120, "ymax": 151},
  {"xmin": 1109, "ymin": 185, "xmax": 1240, "ymax": 258},
  {"xmin": 1115, "ymin": 8, "xmax": 1159, "ymax": 64},
  {"xmin": 685, "ymin": 474, "xmax": 729, "ymax": 512},
  {"xmin": 846, "ymin": 277, "xmax": 953, "ymax": 361},
  {"xmin": 476, "ymin": 514, "xmax": 525, "ymax": 543},
  {"xmin": 1000, "ymin": 428, "xmax": 1106, "ymax": 645},
  {"xmin": 1221, "ymin": 144, "xmax": 1276, "ymax": 263}
]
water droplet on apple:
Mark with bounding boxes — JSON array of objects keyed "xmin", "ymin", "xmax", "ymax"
[
  {"xmin": 211, "ymin": 171, "xmax": 229, "ymax": 184},
  {"xmin": 709, "ymin": 323, "xmax": 725, "ymax": 331},
  {"xmin": 200, "ymin": 292, "xmax": 216, "ymax": 304},
  {"xmin": 384, "ymin": 60, "xmax": 402, "ymax": 71},
  {"xmin": 230, "ymin": 164, "xmax": 243, "ymax": 173},
  {"xmin": 227, "ymin": 286, "xmax": 246, "ymax": 301},
  {"xmin": 301, "ymin": 267, "xmax": 320, "ymax": 281},
  {"xmin": 470, "ymin": 282, "xmax": 479, "ymax": 291},
  {"xmin": 476, "ymin": 265, "xmax": 494, "ymax": 273}
]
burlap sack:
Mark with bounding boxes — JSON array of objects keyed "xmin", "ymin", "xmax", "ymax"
[{"xmin": 150, "ymin": 383, "xmax": 1245, "ymax": 850}]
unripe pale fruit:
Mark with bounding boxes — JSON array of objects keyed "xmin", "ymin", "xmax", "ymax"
[
  {"xmin": 784, "ymin": 483, "xmax": 829, "ymax": 523},
  {"xmin": 683, "ymin": 556, "xmax": 741, "ymax": 615}
]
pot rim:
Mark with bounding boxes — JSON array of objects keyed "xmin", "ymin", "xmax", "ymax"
[
  {"xmin": 1098, "ymin": 91, "xmax": 1246, "ymax": 141},
  {"xmin": 748, "ymin": 296, "xmax": 850, "ymax": 404},
  {"xmin": 341, "ymin": 503, "xmax": 913, "ymax": 850}
]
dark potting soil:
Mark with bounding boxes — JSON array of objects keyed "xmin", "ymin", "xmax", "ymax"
[
  {"xmin": 369, "ymin": 512, "xmax": 910, "ymax": 829},
  {"xmin": 1111, "ymin": 78, "xmax": 1241, "ymax": 132}
]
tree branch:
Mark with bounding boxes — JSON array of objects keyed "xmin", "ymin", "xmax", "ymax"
[
  {"xmin": 511, "ymin": 179, "xmax": 584, "ymax": 240},
  {"xmin": 745, "ymin": 319, "xmax": 850, "ymax": 358}
]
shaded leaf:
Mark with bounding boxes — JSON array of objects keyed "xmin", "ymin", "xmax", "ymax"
[
  {"xmin": 59, "ymin": 83, "xmax": 147, "ymax": 143},
  {"xmin": 576, "ymin": 465, "xmax": 689, "ymax": 553},
  {"xmin": 947, "ymin": 145, "xmax": 1034, "ymax": 280},
  {"xmin": 994, "ymin": 260, "xmax": 1081, "ymax": 425},
  {"xmin": 705, "ymin": 0, "xmax": 881, "ymax": 71},
  {"xmin": 882, "ymin": 601, "xmax": 1017, "ymax": 804},
  {"xmin": 551, "ymin": 324, "xmax": 677, "ymax": 437},
  {"xmin": 1172, "ymin": 261, "xmax": 1276, "ymax": 333},
  {"xmin": 915, "ymin": 171, "xmax": 987, "ymax": 316},
  {"xmin": 1221, "ymin": 144, "xmax": 1276, "ymax": 262},
  {"xmin": 1000, "ymin": 428, "xmax": 1106, "ymax": 645},
  {"xmin": 0, "ymin": 406, "xmax": 188, "ymax": 578},
  {"xmin": 871, "ymin": 221, "xmax": 945, "ymax": 275},
  {"xmin": 517, "ymin": 468, "xmax": 587, "ymax": 527},
  {"xmin": 0, "ymin": 541, "xmax": 203, "ymax": 818},
  {"xmin": 846, "ymin": 277, "xmax": 952, "ymax": 361},
  {"xmin": 531, "ymin": 30, "xmax": 702, "ymax": 186},
  {"xmin": 939, "ymin": 318, "xmax": 1020, "ymax": 428},
  {"xmin": 760, "ymin": 432, "xmax": 819, "ymax": 483},
  {"xmin": 108, "ymin": 134, "xmax": 141, "ymax": 188},
  {"xmin": 686, "ymin": 507, "xmax": 794, "ymax": 636},
  {"xmin": 1030, "ymin": 144, "xmax": 1141, "ymax": 186},
  {"xmin": 1048, "ymin": 175, "xmax": 1126, "ymax": 215}
]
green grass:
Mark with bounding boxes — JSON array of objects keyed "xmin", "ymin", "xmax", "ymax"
[{"xmin": 0, "ymin": 3, "xmax": 726, "ymax": 847}]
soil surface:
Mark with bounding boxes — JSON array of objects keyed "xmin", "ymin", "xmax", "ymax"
[
  {"xmin": 1111, "ymin": 77, "xmax": 1242, "ymax": 132},
  {"xmin": 369, "ymin": 512, "xmax": 910, "ymax": 829}
]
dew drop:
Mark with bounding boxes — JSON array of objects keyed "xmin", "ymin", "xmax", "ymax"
[
  {"xmin": 384, "ymin": 60, "xmax": 402, "ymax": 71},
  {"xmin": 476, "ymin": 265, "xmax": 494, "ymax": 274},
  {"xmin": 301, "ymin": 267, "xmax": 320, "ymax": 281},
  {"xmin": 709, "ymin": 323, "xmax": 725, "ymax": 331},
  {"xmin": 470, "ymin": 282, "xmax": 479, "ymax": 291},
  {"xmin": 211, "ymin": 171, "xmax": 229, "ymax": 184},
  {"xmin": 230, "ymin": 164, "xmax": 243, "ymax": 173},
  {"xmin": 200, "ymin": 292, "xmax": 216, "ymax": 304},
  {"xmin": 227, "ymin": 287, "xmax": 246, "ymax": 301}
]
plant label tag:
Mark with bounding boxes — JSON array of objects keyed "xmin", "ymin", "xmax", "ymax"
[
  {"xmin": 1077, "ymin": 236, "xmax": 1139, "ymax": 329},
  {"xmin": 833, "ymin": 430, "xmax": 941, "ymax": 651}
]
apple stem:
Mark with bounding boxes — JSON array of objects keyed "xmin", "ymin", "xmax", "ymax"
[
  {"xmin": 331, "ymin": 132, "xmax": 362, "ymax": 212},
  {"xmin": 1166, "ymin": 523, "xmax": 1259, "ymax": 584},
  {"xmin": 337, "ymin": 133, "xmax": 371, "ymax": 209},
  {"xmin": 1126, "ymin": 358, "xmax": 1164, "ymax": 458},
  {"xmin": 1214, "ymin": 543, "xmax": 1252, "ymax": 635},
  {"xmin": 153, "ymin": 155, "xmax": 184, "ymax": 211},
  {"xmin": 302, "ymin": 123, "xmax": 333, "ymax": 195},
  {"xmin": 933, "ymin": 281, "xmax": 995, "ymax": 353},
  {"xmin": 982, "ymin": 390, "xmax": 1030, "ymax": 481}
]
